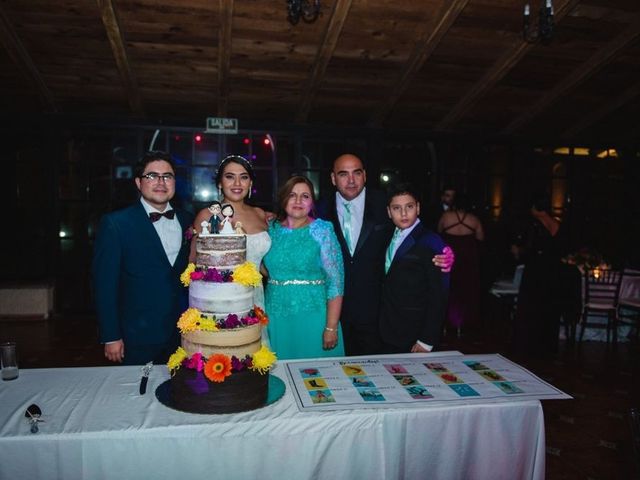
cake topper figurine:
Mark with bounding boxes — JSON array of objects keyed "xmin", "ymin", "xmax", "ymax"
[
  {"xmin": 207, "ymin": 201, "xmax": 222, "ymax": 234},
  {"xmin": 200, "ymin": 220, "xmax": 211, "ymax": 236},
  {"xmin": 219, "ymin": 204, "xmax": 235, "ymax": 234},
  {"xmin": 234, "ymin": 221, "xmax": 245, "ymax": 235}
]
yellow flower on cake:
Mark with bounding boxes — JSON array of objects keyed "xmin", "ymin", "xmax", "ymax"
[
  {"xmin": 233, "ymin": 262, "xmax": 262, "ymax": 287},
  {"xmin": 180, "ymin": 263, "xmax": 196, "ymax": 287},
  {"xmin": 177, "ymin": 308, "xmax": 202, "ymax": 333},
  {"xmin": 251, "ymin": 345, "xmax": 277, "ymax": 374},
  {"xmin": 197, "ymin": 315, "xmax": 218, "ymax": 332},
  {"xmin": 167, "ymin": 347, "xmax": 188, "ymax": 374}
]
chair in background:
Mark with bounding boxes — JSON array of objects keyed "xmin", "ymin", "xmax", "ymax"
[
  {"xmin": 489, "ymin": 265, "xmax": 524, "ymax": 342},
  {"xmin": 490, "ymin": 264, "xmax": 524, "ymax": 298},
  {"xmin": 578, "ymin": 269, "xmax": 623, "ymax": 344},
  {"xmin": 618, "ymin": 270, "xmax": 640, "ymax": 342}
]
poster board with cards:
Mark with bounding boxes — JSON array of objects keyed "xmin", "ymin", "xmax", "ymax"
[{"xmin": 284, "ymin": 352, "xmax": 571, "ymax": 411}]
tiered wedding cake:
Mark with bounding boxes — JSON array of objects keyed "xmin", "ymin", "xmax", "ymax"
[{"xmin": 167, "ymin": 234, "xmax": 276, "ymax": 414}]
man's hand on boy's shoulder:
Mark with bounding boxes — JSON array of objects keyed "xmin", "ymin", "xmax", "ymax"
[{"xmin": 433, "ymin": 246, "xmax": 454, "ymax": 273}]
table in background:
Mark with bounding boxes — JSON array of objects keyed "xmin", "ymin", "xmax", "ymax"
[{"xmin": 0, "ymin": 355, "xmax": 545, "ymax": 480}]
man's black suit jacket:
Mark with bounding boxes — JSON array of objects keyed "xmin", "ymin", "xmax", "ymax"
[
  {"xmin": 93, "ymin": 202, "xmax": 193, "ymax": 363},
  {"xmin": 317, "ymin": 189, "xmax": 393, "ymax": 329},
  {"xmin": 379, "ymin": 222, "xmax": 449, "ymax": 350}
]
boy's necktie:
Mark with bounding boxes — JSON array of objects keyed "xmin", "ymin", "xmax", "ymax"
[{"xmin": 385, "ymin": 228, "xmax": 402, "ymax": 273}]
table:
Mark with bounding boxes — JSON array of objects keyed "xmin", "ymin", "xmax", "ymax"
[{"xmin": 0, "ymin": 355, "xmax": 546, "ymax": 480}]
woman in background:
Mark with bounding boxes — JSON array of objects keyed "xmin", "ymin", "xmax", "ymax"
[
  {"xmin": 438, "ymin": 193, "xmax": 484, "ymax": 336},
  {"xmin": 264, "ymin": 176, "xmax": 344, "ymax": 359},
  {"xmin": 512, "ymin": 195, "xmax": 567, "ymax": 355}
]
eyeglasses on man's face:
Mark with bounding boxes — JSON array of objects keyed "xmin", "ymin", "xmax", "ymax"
[{"xmin": 140, "ymin": 172, "xmax": 175, "ymax": 183}]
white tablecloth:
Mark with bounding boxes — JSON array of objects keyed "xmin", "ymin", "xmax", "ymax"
[{"xmin": 0, "ymin": 357, "xmax": 546, "ymax": 480}]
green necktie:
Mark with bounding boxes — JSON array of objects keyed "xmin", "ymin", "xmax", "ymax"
[
  {"xmin": 342, "ymin": 202, "xmax": 354, "ymax": 255},
  {"xmin": 385, "ymin": 228, "xmax": 402, "ymax": 273}
]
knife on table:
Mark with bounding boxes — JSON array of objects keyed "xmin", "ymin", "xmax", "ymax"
[{"xmin": 140, "ymin": 362, "xmax": 153, "ymax": 395}]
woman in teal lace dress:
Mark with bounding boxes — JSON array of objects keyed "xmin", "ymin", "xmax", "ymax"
[{"xmin": 264, "ymin": 176, "xmax": 344, "ymax": 359}]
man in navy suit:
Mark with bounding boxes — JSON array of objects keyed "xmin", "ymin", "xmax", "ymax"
[
  {"xmin": 380, "ymin": 184, "xmax": 449, "ymax": 353},
  {"xmin": 93, "ymin": 151, "xmax": 193, "ymax": 365},
  {"xmin": 318, "ymin": 154, "xmax": 453, "ymax": 356}
]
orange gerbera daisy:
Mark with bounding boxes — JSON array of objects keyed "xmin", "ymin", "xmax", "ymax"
[
  {"xmin": 204, "ymin": 354, "xmax": 232, "ymax": 383},
  {"xmin": 254, "ymin": 306, "xmax": 269, "ymax": 326}
]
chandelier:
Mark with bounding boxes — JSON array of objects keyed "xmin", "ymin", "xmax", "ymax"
[
  {"xmin": 286, "ymin": 0, "xmax": 320, "ymax": 25},
  {"xmin": 523, "ymin": 1, "xmax": 554, "ymax": 44}
]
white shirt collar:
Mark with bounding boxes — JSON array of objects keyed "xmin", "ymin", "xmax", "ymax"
[
  {"xmin": 139, "ymin": 198, "xmax": 181, "ymax": 266},
  {"xmin": 140, "ymin": 197, "xmax": 173, "ymax": 214},
  {"xmin": 336, "ymin": 186, "xmax": 366, "ymax": 209},
  {"xmin": 396, "ymin": 218, "xmax": 421, "ymax": 240},
  {"xmin": 388, "ymin": 219, "xmax": 421, "ymax": 264}
]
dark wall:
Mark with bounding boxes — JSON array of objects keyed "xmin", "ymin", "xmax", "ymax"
[{"xmin": 2, "ymin": 129, "xmax": 58, "ymax": 282}]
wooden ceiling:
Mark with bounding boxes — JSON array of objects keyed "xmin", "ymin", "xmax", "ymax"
[{"xmin": 1, "ymin": 0, "xmax": 639, "ymax": 143}]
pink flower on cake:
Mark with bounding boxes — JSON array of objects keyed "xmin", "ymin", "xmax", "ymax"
[
  {"xmin": 204, "ymin": 354, "xmax": 232, "ymax": 383},
  {"xmin": 190, "ymin": 271, "xmax": 204, "ymax": 281},
  {"xmin": 191, "ymin": 267, "xmax": 235, "ymax": 283},
  {"xmin": 186, "ymin": 352, "xmax": 205, "ymax": 372},
  {"xmin": 203, "ymin": 268, "xmax": 223, "ymax": 282},
  {"xmin": 222, "ymin": 314, "xmax": 242, "ymax": 329},
  {"xmin": 231, "ymin": 355, "xmax": 247, "ymax": 372}
]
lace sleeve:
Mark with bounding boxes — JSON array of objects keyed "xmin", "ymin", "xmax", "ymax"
[{"xmin": 311, "ymin": 220, "xmax": 344, "ymax": 300}]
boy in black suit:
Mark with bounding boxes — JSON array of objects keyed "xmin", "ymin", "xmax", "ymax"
[{"xmin": 380, "ymin": 184, "xmax": 449, "ymax": 354}]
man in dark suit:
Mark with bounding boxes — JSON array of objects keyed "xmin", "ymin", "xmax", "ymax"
[
  {"xmin": 318, "ymin": 154, "xmax": 453, "ymax": 356},
  {"xmin": 380, "ymin": 184, "xmax": 449, "ymax": 353},
  {"xmin": 93, "ymin": 151, "xmax": 193, "ymax": 365}
]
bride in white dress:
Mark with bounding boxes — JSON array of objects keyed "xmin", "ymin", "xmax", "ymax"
[{"xmin": 190, "ymin": 155, "xmax": 271, "ymax": 308}]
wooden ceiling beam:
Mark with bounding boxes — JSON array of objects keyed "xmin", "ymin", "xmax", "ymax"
[
  {"xmin": 561, "ymin": 81, "xmax": 640, "ymax": 140},
  {"xmin": 97, "ymin": 0, "xmax": 143, "ymax": 115},
  {"xmin": 0, "ymin": 4, "xmax": 56, "ymax": 112},
  {"xmin": 437, "ymin": 0, "xmax": 580, "ymax": 131},
  {"xmin": 218, "ymin": 0, "xmax": 234, "ymax": 117},
  {"xmin": 295, "ymin": 0, "xmax": 353, "ymax": 123},
  {"xmin": 503, "ymin": 19, "xmax": 640, "ymax": 134},
  {"xmin": 368, "ymin": 0, "xmax": 469, "ymax": 128}
]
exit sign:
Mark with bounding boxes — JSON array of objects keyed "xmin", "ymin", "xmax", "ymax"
[{"xmin": 205, "ymin": 117, "xmax": 238, "ymax": 134}]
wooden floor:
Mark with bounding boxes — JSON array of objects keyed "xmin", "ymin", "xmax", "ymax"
[{"xmin": 1, "ymin": 313, "xmax": 639, "ymax": 479}]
